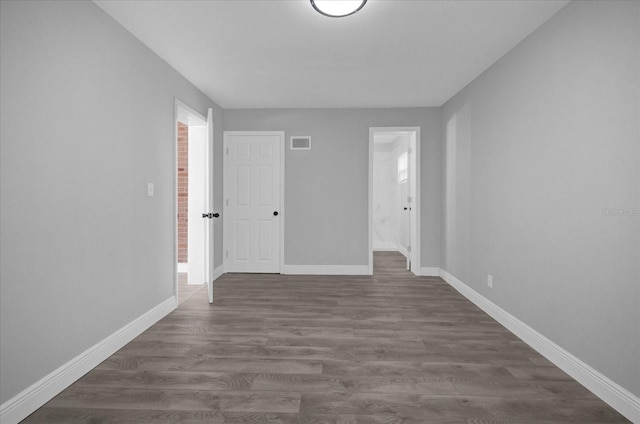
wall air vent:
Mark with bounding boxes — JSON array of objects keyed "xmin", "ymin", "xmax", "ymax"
[{"xmin": 290, "ymin": 136, "xmax": 311, "ymax": 150}]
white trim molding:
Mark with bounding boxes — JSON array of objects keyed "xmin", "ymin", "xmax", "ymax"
[
  {"xmin": 207, "ymin": 264, "xmax": 225, "ymax": 303},
  {"xmin": 0, "ymin": 296, "xmax": 177, "ymax": 424},
  {"xmin": 283, "ymin": 265, "xmax": 369, "ymax": 275},
  {"xmin": 439, "ymin": 269, "xmax": 640, "ymax": 424},
  {"xmin": 211, "ymin": 264, "xmax": 225, "ymax": 282},
  {"xmin": 373, "ymin": 242, "xmax": 398, "ymax": 251}
]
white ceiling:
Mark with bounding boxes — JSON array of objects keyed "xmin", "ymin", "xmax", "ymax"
[{"xmin": 93, "ymin": 0, "xmax": 569, "ymax": 109}]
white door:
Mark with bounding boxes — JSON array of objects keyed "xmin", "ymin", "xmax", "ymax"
[
  {"xmin": 205, "ymin": 108, "xmax": 214, "ymax": 303},
  {"xmin": 224, "ymin": 132, "xmax": 282, "ymax": 273},
  {"xmin": 404, "ymin": 146, "xmax": 412, "ymax": 270},
  {"xmin": 187, "ymin": 123, "xmax": 207, "ymax": 285}
]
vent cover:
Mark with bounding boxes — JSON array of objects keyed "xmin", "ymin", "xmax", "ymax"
[{"xmin": 290, "ymin": 136, "xmax": 311, "ymax": 150}]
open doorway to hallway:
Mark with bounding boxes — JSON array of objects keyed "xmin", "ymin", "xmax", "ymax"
[
  {"xmin": 369, "ymin": 127, "xmax": 421, "ymax": 275},
  {"xmin": 175, "ymin": 101, "xmax": 213, "ymax": 305}
]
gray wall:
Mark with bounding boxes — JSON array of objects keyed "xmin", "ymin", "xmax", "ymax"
[
  {"xmin": 224, "ymin": 109, "xmax": 442, "ymax": 268},
  {"xmin": 0, "ymin": 0, "xmax": 222, "ymax": 403},
  {"xmin": 441, "ymin": 0, "xmax": 639, "ymax": 396},
  {"xmin": 3, "ymin": 0, "xmax": 636, "ymax": 412}
]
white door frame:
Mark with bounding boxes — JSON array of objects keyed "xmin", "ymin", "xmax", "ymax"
[
  {"xmin": 173, "ymin": 98, "xmax": 213, "ymax": 305},
  {"xmin": 368, "ymin": 127, "xmax": 421, "ymax": 276},
  {"xmin": 205, "ymin": 108, "xmax": 214, "ymax": 303},
  {"xmin": 223, "ymin": 131, "xmax": 285, "ymax": 273}
]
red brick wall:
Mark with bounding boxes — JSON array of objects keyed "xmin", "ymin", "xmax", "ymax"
[{"xmin": 177, "ymin": 122, "xmax": 188, "ymax": 263}]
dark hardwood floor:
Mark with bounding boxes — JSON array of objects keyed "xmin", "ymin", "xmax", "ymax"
[{"xmin": 22, "ymin": 252, "xmax": 629, "ymax": 423}]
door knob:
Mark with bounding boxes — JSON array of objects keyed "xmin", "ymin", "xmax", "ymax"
[
  {"xmin": 273, "ymin": 211, "xmax": 279, "ymax": 216},
  {"xmin": 202, "ymin": 213, "xmax": 220, "ymax": 219},
  {"xmin": 213, "ymin": 213, "xmax": 220, "ymax": 218}
]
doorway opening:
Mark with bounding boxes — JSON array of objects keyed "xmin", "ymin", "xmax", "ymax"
[
  {"xmin": 369, "ymin": 127, "xmax": 420, "ymax": 275},
  {"xmin": 174, "ymin": 100, "xmax": 214, "ymax": 305}
]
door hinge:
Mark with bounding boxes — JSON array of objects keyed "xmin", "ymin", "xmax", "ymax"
[
  {"xmin": 407, "ymin": 245, "xmax": 411, "ymax": 253},
  {"xmin": 226, "ymin": 147, "xmax": 229, "ymax": 155},
  {"xmin": 225, "ymin": 251, "xmax": 229, "ymax": 258},
  {"xmin": 226, "ymin": 199, "xmax": 229, "ymax": 206}
]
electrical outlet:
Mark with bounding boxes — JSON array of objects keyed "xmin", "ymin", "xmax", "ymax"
[{"xmin": 487, "ymin": 274, "xmax": 493, "ymax": 288}]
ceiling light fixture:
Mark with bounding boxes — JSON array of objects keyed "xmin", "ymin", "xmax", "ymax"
[{"xmin": 310, "ymin": 0, "xmax": 367, "ymax": 18}]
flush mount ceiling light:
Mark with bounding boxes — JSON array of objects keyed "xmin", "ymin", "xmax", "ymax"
[{"xmin": 310, "ymin": 0, "xmax": 367, "ymax": 18}]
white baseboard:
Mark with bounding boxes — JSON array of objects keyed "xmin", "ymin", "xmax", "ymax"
[
  {"xmin": 373, "ymin": 245, "xmax": 410, "ymax": 258},
  {"xmin": 439, "ymin": 269, "xmax": 640, "ymax": 424},
  {"xmin": 211, "ymin": 264, "xmax": 224, "ymax": 282},
  {"xmin": 0, "ymin": 296, "xmax": 177, "ymax": 424},
  {"xmin": 417, "ymin": 266, "xmax": 440, "ymax": 277},
  {"xmin": 208, "ymin": 264, "xmax": 225, "ymax": 303},
  {"xmin": 177, "ymin": 262, "xmax": 188, "ymax": 273},
  {"xmin": 282, "ymin": 264, "xmax": 369, "ymax": 275},
  {"xmin": 181, "ymin": 265, "xmax": 224, "ymax": 287}
]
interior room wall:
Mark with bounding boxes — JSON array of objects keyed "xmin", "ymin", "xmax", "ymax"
[
  {"xmin": 0, "ymin": 0, "xmax": 223, "ymax": 404},
  {"xmin": 223, "ymin": 108, "xmax": 442, "ymax": 269},
  {"xmin": 441, "ymin": 0, "xmax": 639, "ymax": 397}
]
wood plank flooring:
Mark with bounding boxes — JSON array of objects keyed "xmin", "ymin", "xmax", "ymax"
[{"xmin": 22, "ymin": 252, "xmax": 629, "ymax": 423}]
